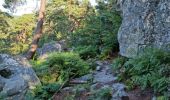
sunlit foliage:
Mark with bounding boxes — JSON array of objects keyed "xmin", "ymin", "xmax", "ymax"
[{"xmin": 0, "ymin": 13, "xmax": 35, "ymax": 54}]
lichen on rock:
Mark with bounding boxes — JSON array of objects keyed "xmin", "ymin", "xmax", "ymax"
[
  {"xmin": 0, "ymin": 54, "xmax": 40, "ymax": 99},
  {"xmin": 117, "ymin": 0, "xmax": 170, "ymax": 58}
]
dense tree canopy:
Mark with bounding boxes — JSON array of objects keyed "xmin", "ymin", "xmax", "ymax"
[{"xmin": 1, "ymin": 0, "xmax": 121, "ymax": 58}]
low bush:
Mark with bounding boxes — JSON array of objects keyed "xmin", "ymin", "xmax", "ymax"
[
  {"xmin": 35, "ymin": 52, "xmax": 90, "ymax": 83},
  {"xmin": 29, "ymin": 52, "xmax": 90, "ymax": 99},
  {"xmin": 112, "ymin": 48, "xmax": 170, "ymax": 96},
  {"xmin": 74, "ymin": 46, "xmax": 98, "ymax": 60},
  {"xmin": 111, "ymin": 57, "xmax": 128, "ymax": 73},
  {"xmin": 25, "ymin": 83, "xmax": 61, "ymax": 100}
]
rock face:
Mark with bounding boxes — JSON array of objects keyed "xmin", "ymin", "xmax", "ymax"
[
  {"xmin": 0, "ymin": 54, "xmax": 40, "ymax": 99},
  {"xmin": 118, "ymin": 0, "xmax": 170, "ymax": 57}
]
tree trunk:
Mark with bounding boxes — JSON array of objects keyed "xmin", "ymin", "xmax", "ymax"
[{"xmin": 26, "ymin": 0, "xmax": 46, "ymax": 60}]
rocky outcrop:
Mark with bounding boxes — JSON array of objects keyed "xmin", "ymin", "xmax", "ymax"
[
  {"xmin": 117, "ymin": 0, "xmax": 170, "ymax": 57},
  {"xmin": 0, "ymin": 54, "xmax": 40, "ymax": 99}
]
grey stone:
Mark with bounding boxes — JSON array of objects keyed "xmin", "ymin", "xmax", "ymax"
[
  {"xmin": 0, "ymin": 54, "xmax": 40, "ymax": 99},
  {"xmin": 93, "ymin": 70, "xmax": 117, "ymax": 83},
  {"xmin": 112, "ymin": 83, "xmax": 125, "ymax": 91},
  {"xmin": 117, "ymin": 0, "xmax": 170, "ymax": 58},
  {"xmin": 62, "ymin": 87, "xmax": 73, "ymax": 91},
  {"xmin": 0, "ymin": 78, "xmax": 5, "ymax": 92},
  {"xmin": 152, "ymin": 96, "xmax": 156, "ymax": 100},
  {"xmin": 96, "ymin": 66, "xmax": 102, "ymax": 71},
  {"xmin": 112, "ymin": 83, "xmax": 128, "ymax": 100},
  {"xmin": 100, "ymin": 85, "xmax": 110, "ymax": 90},
  {"xmin": 4, "ymin": 76, "xmax": 27, "ymax": 96},
  {"xmin": 37, "ymin": 40, "xmax": 67, "ymax": 59},
  {"xmin": 90, "ymin": 83, "xmax": 104, "ymax": 91},
  {"xmin": 70, "ymin": 74, "xmax": 93, "ymax": 85},
  {"xmin": 112, "ymin": 89, "xmax": 128, "ymax": 100},
  {"xmin": 95, "ymin": 61, "xmax": 103, "ymax": 66},
  {"xmin": 14, "ymin": 55, "xmax": 32, "ymax": 67},
  {"xmin": 0, "ymin": 56, "xmax": 3, "ymax": 64},
  {"xmin": 76, "ymin": 74, "xmax": 93, "ymax": 81}
]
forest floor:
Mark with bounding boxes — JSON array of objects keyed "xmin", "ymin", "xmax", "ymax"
[{"xmin": 52, "ymin": 60, "xmax": 153, "ymax": 100}]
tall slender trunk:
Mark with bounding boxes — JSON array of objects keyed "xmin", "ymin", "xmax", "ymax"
[{"xmin": 26, "ymin": 0, "xmax": 46, "ymax": 60}]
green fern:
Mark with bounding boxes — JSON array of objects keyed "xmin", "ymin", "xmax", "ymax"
[{"xmin": 112, "ymin": 48, "xmax": 170, "ymax": 96}]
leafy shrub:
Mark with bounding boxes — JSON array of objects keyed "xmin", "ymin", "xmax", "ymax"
[
  {"xmin": 29, "ymin": 52, "xmax": 90, "ymax": 99},
  {"xmin": 25, "ymin": 83, "xmax": 61, "ymax": 100},
  {"xmin": 33, "ymin": 52, "xmax": 90, "ymax": 84},
  {"xmin": 68, "ymin": 2, "xmax": 122, "ymax": 59},
  {"xmin": 112, "ymin": 48, "xmax": 170, "ymax": 95},
  {"xmin": 74, "ymin": 46, "xmax": 98, "ymax": 60}
]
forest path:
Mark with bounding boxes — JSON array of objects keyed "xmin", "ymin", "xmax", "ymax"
[
  {"xmin": 53, "ymin": 60, "xmax": 129, "ymax": 100},
  {"xmin": 53, "ymin": 60, "xmax": 153, "ymax": 100}
]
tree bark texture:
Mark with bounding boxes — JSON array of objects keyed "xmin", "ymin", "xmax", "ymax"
[{"xmin": 26, "ymin": 0, "xmax": 46, "ymax": 60}]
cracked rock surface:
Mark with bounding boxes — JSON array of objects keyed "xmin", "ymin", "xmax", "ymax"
[
  {"xmin": 117, "ymin": 0, "xmax": 170, "ymax": 57},
  {"xmin": 0, "ymin": 54, "xmax": 40, "ymax": 100}
]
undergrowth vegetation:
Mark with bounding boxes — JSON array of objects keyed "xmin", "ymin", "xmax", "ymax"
[
  {"xmin": 89, "ymin": 86, "xmax": 112, "ymax": 100},
  {"xmin": 27, "ymin": 52, "xmax": 90, "ymax": 99},
  {"xmin": 34, "ymin": 52, "xmax": 90, "ymax": 83},
  {"xmin": 70, "ymin": 7, "xmax": 121, "ymax": 59},
  {"xmin": 111, "ymin": 48, "xmax": 170, "ymax": 98}
]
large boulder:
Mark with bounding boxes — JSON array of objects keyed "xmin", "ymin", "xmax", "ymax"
[
  {"xmin": 0, "ymin": 54, "xmax": 40, "ymax": 99},
  {"xmin": 117, "ymin": 0, "xmax": 170, "ymax": 57},
  {"xmin": 37, "ymin": 40, "xmax": 68, "ymax": 59}
]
